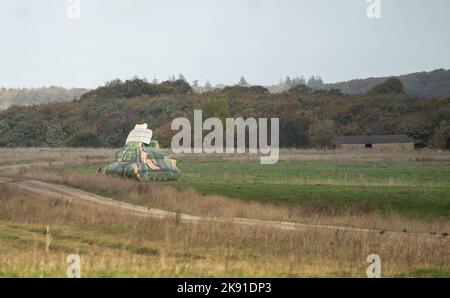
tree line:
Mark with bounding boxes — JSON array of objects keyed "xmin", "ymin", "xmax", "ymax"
[{"xmin": 0, "ymin": 77, "xmax": 449, "ymax": 149}]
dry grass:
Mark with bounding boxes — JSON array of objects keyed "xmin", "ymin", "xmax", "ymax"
[
  {"xmin": 0, "ymin": 147, "xmax": 115, "ymax": 166},
  {"xmin": 1, "ymin": 147, "xmax": 450, "ymax": 166},
  {"xmin": 1, "ymin": 163, "xmax": 448, "ymax": 236},
  {"xmin": 0, "ymin": 185, "xmax": 448, "ymax": 277},
  {"xmin": 174, "ymin": 148, "xmax": 450, "ymax": 164}
]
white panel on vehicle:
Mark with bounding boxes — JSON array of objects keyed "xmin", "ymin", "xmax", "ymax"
[{"xmin": 125, "ymin": 124, "xmax": 153, "ymax": 145}]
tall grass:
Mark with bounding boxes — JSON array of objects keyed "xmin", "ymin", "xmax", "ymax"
[
  {"xmin": 174, "ymin": 148, "xmax": 450, "ymax": 164},
  {"xmin": 0, "ymin": 185, "xmax": 448, "ymax": 277},
  {"xmin": 1, "ymin": 147, "xmax": 450, "ymax": 166},
  {"xmin": 0, "ymin": 147, "xmax": 115, "ymax": 166}
]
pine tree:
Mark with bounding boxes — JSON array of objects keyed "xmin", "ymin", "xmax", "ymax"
[
  {"xmin": 285, "ymin": 76, "xmax": 292, "ymax": 88},
  {"xmin": 45, "ymin": 122, "xmax": 66, "ymax": 147},
  {"xmin": 299, "ymin": 75, "xmax": 306, "ymax": 85},
  {"xmin": 307, "ymin": 75, "xmax": 323, "ymax": 88},
  {"xmin": 204, "ymin": 80, "xmax": 212, "ymax": 91},
  {"xmin": 238, "ymin": 76, "xmax": 248, "ymax": 86}
]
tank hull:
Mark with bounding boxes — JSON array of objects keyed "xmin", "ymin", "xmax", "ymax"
[
  {"xmin": 104, "ymin": 161, "xmax": 180, "ymax": 181},
  {"xmin": 103, "ymin": 141, "xmax": 180, "ymax": 182}
]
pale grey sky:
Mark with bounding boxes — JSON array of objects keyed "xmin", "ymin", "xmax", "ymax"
[{"xmin": 1, "ymin": 0, "xmax": 449, "ymax": 88}]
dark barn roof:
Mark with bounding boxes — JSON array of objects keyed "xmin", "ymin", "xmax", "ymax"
[{"xmin": 336, "ymin": 135, "xmax": 413, "ymax": 145}]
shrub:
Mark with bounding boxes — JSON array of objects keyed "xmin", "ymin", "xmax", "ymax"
[
  {"xmin": 369, "ymin": 77, "xmax": 405, "ymax": 95},
  {"xmin": 64, "ymin": 132, "xmax": 105, "ymax": 148}
]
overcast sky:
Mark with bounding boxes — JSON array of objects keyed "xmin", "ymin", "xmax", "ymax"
[{"xmin": 1, "ymin": 0, "xmax": 449, "ymax": 88}]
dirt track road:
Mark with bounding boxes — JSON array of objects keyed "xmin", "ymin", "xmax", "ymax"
[{"xmin": 0, "ymin": 175, "xmax": 445, "ymax": 240}]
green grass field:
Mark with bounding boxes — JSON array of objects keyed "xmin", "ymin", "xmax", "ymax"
[
  {"xmin": 166, "ymin": 161, "xmax": 450, "ymax": 219},
  {"xmin": 44, "ymin": 158, "xmax": 450, "ymax": 219}
]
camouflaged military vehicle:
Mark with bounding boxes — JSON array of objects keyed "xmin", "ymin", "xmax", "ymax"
[{"xmin": 102, "ymin": 124, "xmax": 180, "ymax": 181}]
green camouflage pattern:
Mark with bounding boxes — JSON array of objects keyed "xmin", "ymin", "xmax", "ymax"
[{"xmin": 103, "ymin": 140, "xmax": 180, "ymax": 182}]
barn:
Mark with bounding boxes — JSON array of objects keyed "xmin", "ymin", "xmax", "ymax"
[{"xmin": 336, "ymin": 135, "xmax": 414, "ymax": 152}]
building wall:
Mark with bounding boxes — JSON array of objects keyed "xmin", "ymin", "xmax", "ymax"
[{"xmin": 339, "ymin": 143, "xmax": 414, "ymax": 152}]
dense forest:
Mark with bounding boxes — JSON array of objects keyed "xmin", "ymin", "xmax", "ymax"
[
  {"xmin": 0, "ymin": 77, "xmax": 449, "ymax": 149},
  {"xmin": 0, "ymin": 86, "xmax": 87, "ymax": 110}
]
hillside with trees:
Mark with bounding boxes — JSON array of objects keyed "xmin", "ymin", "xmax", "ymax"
[
  {"xmin": 2, "ymin": 69, "xmax": 448, "ymax": 111},
  {"xmin": 325, "ymin": 69, "xmax": 450, "ymax": 100},
  {"xmin": 0, "ymin": 77, "xmax": 449, "ymax": 149},
  {"xmin": 0, "ymin": 86, "xmax": 87, "ymax": 110}
]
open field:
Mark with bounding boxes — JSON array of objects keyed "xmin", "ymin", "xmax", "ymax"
[
  {"xmin": 2, "ymin": 147, "xmax": 450, "ymax": 165},
  {"xmin": 0, "ymin": 184, "xmax": 448, "ymax": 277},
  {"xmin": 7, "ymin": 149, "xmax": 448, "ymax": 219},
  {"xmin": 2, "ymin": 161, "xmax": 449, "ymax": 234},
  {"xmin": 0, "ymin": 148, "xmax": 449, "ymax": 277},
  {"xmin": 0, "ymin": 148, "xmax": 114, "ymax": 167},
  {"xmin": 169, "ymin": 161, "xmax": 450, "ymax": 219}
]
